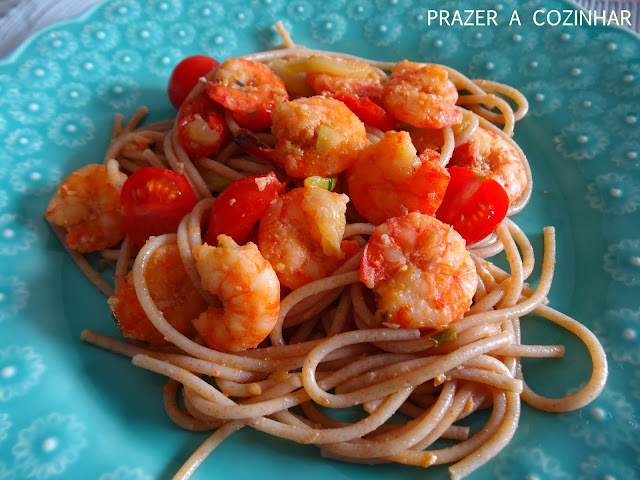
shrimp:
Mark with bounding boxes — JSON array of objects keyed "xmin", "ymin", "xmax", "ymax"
[
  {"xmin": 270, "ymin": 95, "xmax": 367, "ymax": 177},
  {"xmin": 258, "ymin": 186, "xmax": 360, "ymax": 290},
  {"xmin": 45, "ymin": 163, "xmax": 126, "ymax": 253},
  {"xmin": 361, "ymin": 212, "xmax": 477, "ymax": 330},
  {"xmin": 448, "ymin": 126, "xmax": 527, "ymax": 203},
  {"xmin": 304, "ymin": 55, "xmax": 385, "ymax": 99},
  {"xmin": 406, "ymin": 126, "xmax": 445, "ymax": 153},
  {"xmin": 346, "ymin": 130, "xmax": 450, "ymax": 225},
  {"xmin": 382, "ymin": 60, "xmax": 462, "ymax": 129},
  {"xmin": 207, "ymin": 57, "xmax": 289, "ymax": 131},
  {"xmin": 108, "ymin": 243, "xmax": 208, "ymax": 344},
  {"xmin": 192, "ymin": 235, "xmax": 280, "ymax": 352}
]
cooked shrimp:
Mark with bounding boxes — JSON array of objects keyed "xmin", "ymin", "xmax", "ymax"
[
  {"xmin": 207, "ymin": 57, "xmax": 289, "ymax": 131},
  {"xmin": 406, "ymin": 126, "xmax": 445, "ymax": 153},
  {"xmin": 304, "ymin": 54, "xmax": 385, "ymax": 99},
  {"xmin": 361, "ymin": 212, "xmax": 477, "ymax": 330},
  {"xmin": 448, "ymin": 126, "xmax": 527, "ymax": 203},
  {"xmin": 382, "ymin": 60, "xmax": 462, "ymax": 129},
  {"xmin": 45, "ymin": 163, "xmax": 126, "ymax": 253},
  {"xmin": 108, "ymin": 243, "xmax": 208, "ymax": 344},
  {"xmin": 346, "ymin": 130, "xmax": 450, "ymax": 225},
  {"xmin": 258, "ymin": 186, "xmax": 360, "ymax": 290},
  {"xmin": 270, "ymin": 95, "xmax": 367, "ymax": 177},
  {"xmin": 192, "ymin": 235, "xmax": 280, "ymax": 352}
]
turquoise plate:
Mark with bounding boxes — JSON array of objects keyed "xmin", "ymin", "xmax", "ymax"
[{"xmin": 1, "ymin": 0, "xmax": 639, "ymax": 478}]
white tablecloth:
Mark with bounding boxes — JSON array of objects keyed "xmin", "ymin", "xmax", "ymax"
[{"xmin": 0, "ymin": 0, "xmax": 638, "ymax": 59}]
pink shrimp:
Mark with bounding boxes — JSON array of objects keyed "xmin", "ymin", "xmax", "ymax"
[
  {"xmin": 192, "ymin": 235, "xmax": 280, "ymax": 352},
  {"xmin": 448, "ymin": 127, "xmax": 527, "ymax": 204},
  {"xmin": 270, "ymin": 95, "xmax": 367, "ymax": 177},
  {"xmin": 361, "ymin": 212, "xmax": 477, "ymax": 330},
  {"xmin": 382, "ymin": 60, "xmax": 462, "ymax": 129},
  {"xmin": 108, "ymin": 243, "xmax": 208, "ymax": 345},
  {"xmin": 304, "ymin": 54, "xmax": 385, "ymax": 99},
  {"xmin": 258, "ymin": 186, "xmax": 360, "ymax": 290},
  {"xmin": 45, "ymin": 163, "xmax": 126, "ymax": 253},
  {"xmin": 346, "ymin": 130, "xmax": 450, "ymax": 225}
]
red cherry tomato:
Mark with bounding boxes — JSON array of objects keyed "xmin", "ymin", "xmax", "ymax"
[
  {"xmin": 206, "ymin": 172, "xmax": 284, "ymax": 245},
  {"xmin": 168, "ymin": 55, "xmax": 220, "ymax": 109},
  {"xmin": 121, "ymin": 167, "xmax": 198, "ymax": 247},
  {"xmin": 331, "ymin": 92, "xmax": 395, "ymax": 132},
  {"xmin": 435, "ymin": 167, "xmax": 509, "ymax": 245},
  {"xmin": 176, "ymin": 90, "xmax": 230, "ymax": 158}
]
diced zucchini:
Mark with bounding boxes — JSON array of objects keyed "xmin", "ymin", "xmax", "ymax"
[
  {"xmin": 430, "ymin": 325, "xmax": 457, "ymax": 346},
  {"xmin": 304, "ymin": 176, "xmax": 337, "ymax": 191},
  {"xmin": 316, "ymin": 124, "xmax": 345, "ymax": 153},
  {"xmin": 284, "ymin": 56, "xmax": 371, "ymax": 78}
]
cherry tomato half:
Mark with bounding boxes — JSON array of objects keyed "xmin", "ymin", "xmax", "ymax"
[
  {"xmin": 206, "ymin": 172, "xmax": 284, "ymax": 245},
  {"xmin": 168, "ymin": 55, "xmax": 220, "ymax": 109},
  {"xmin": 435, "ymin": 166, "xmax": 509, "ymax": 246},
  {"xmin": 121, "ymin": 167, "xmax": 198, "ymax": 247}
]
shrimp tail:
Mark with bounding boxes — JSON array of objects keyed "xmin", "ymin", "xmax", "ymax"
[{"xmin": 234, "ymin": 129, "xmax": 277, "ymax": 164}]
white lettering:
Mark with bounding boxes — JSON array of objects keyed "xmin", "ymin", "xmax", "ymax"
[
  {"xmin": 487, "ymin": 10, "xmax": 498, "ymax": 26},
  {"xmin": 440, "ymin": 9, "xmax": 450, "ymax": 26},
  {"xmin": 547, "ymin": 10, "xmax": 561, "ymax": 25},
  {"xmin": 427, "ymin": 10, "xmax": 438, "ymax": 24},
  {"xmin": 509, "ymin": 10, "xmax": 521, "ymax": 25},
  {"xmin": 593, "ymin": 10, "xmax": 606, "ymax": 25},
  {"xmin": 608, "ymin": 10, "xmax": 619, "ymax": 25},
  {"xmin": 467, "ymin": 9, "xmax": 479, "ymax": 26},
  {"xmin": 533, "ymin": 9, "xmax": 545, "ymax": 25},
  {"xmin": 579, "ymin": 9, "xmax": 592, "ymax": 26},
  {"xmin": 451, "ymin": 10, "xmax": 463, "ymax": 26},
  {"xmin": 562, "ymin": 10, "xmax": 574, "ymax": 26},
  {"xmin": 621, "ymin": 10, "xmax": 631, "ymax": 26}
]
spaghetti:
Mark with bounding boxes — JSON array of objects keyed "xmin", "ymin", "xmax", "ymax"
[{"xmin": 48, "ymin": 26, "xmax": 608, "ymax": 480}]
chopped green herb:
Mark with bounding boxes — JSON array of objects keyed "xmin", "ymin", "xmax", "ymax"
[
  {"xmin": 235, "ymin": 80, "xmax": 246, "ymax": 87},
  {"xmin": 431, "ymin": 325, "xmax": 457, "ymax": 346}
]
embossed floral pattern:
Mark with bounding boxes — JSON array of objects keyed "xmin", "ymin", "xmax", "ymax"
[
  {"xmin": 554, "ymin": 122, "xmax": 609, "ymax": 161},
  {"xmin": 36, "ymin": 31, "xmax": 78, "ymax": 60},
  {"xmin": 47, "ymin": 113, "xmax": 95, "ymax": 147},
  {"xmin": 579, "ymin": 454, "xmax": 639, "ymax": 480},
  {"xmin": 12, "ymin": 413, "xmax": 86, "ymax": 479},
  {"xmin": 561, "ymin": 390, "xmax": 639, "ymax": 450},
  {"xmin": 310, "ymin": 14, "xmax": 347, "ymax": 45},
  {"xmin": 0, "ymin": 414, "xmax": 10, "ymax": 443},
  {"xmin": 419, "ymin": 29, "xmax": 461, "ymax": 63},
  {"xmin": 364, "ymin": 16, "xmax": 402, "ymax": 47},
  {"xmin": 0, "ymin": 277, "xmax": 28, "ymax": 324},
  {"xmin": 9, "ymin": 158, "xmax": 61, "ymax": 195},
  {"xmin": 521, "ymin": 80, "xmax": 563, "ymax": 117},
  {"xmin": 0, "ymin": 215, "xmax": 38, "ymax": 256},
  {"xmin": 199, "ymin": 27, "xmax": 238, "ymax": 59},
  {"xmin": 97, "ymin": 76, "xmax": 140, "ymax": 109},
  {"xmin": 585, "ymin": 173, "xmax": 640, "ymax": 215},
  {"xmin": 592, "ymin": 308, "xmax": 640, "ymax": 365},
  {"xmin": 98, "ymin": 466, "xmax": 153, "ymax": 480},
  {"xmin": 611, "ymin": 140, "xmax": 640, "ymax": 171},
  {"xmin": 603, "ymin": 239, "xmax": 640, "ymax": 287},
  {"xmin": 0, "ymin": 346, "xmax": 44, "ymax": 402},
  {"xmin": 6, "ymin": 91, "xmax": 55, "ymax": 126},
  {"xmin": 346, "ymin": 0, "xmax": 375, "ymax": 22},
  {"xmin": 494, "ymin": 447, "xmax": 571, "ymax": 480}
]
